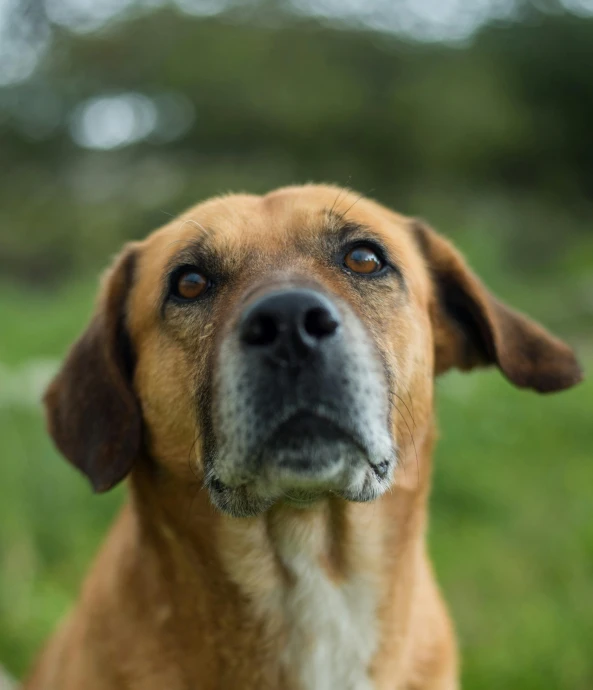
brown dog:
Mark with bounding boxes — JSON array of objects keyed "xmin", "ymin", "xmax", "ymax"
[{"xmin": 24, "ymin": 186, "xmax": 582, "ymax": 690}]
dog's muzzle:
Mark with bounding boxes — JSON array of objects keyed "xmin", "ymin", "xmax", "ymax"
[{"xmin": 206, "ymin": 286, "xmax": 396, "ymax": 517}]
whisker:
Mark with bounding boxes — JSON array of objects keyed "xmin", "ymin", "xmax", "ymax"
[
  {"xmin": 279, "ymin": 488, "xmax": 315, "ymax": 505},
  {"xmin": 186, "ymin": 432, "xmax": 202, "ymax": 484},
  {"xmin": 393, "ymin": 392, "xmax": 415, "ymax": 429},
  {"xmin": 164, "ymin": 217, "xmax": 210, "ymax": 251},
  {"xmin": 392, "ymin": 401, "xmax": 419, "ymax": 488},
  {"xmin": 164, "ymin": 237, "xmax": 200, "ymax": 250},
  {"xmin": 406, "ymin": 388, "xmax": 416, "ymax": 427},
  {"xmin": 184, "ymin": 218, "xmax": 208, "ymax": 234},
  {"xmin": 329, "ymin": 177, "xmax": 351, "ymax": 217},
  {"xmin": 342, "ymin": 187, "xmax": 374, "ymax": 219}
]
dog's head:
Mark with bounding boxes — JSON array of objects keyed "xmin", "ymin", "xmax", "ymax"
[{"xmin": 44, "ymin": 186, "xmax": 582, "ymax": 516}]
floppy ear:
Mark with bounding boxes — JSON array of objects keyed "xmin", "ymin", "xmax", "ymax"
[
  {"xmin": 44, "ymin": 246, "xmax": 142, "ymax": 491},
  {"xmin": 412, "ymin": 222, "xmax": 583, "ymax": 393}
]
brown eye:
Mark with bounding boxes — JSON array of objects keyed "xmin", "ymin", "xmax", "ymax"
[
  {"xmin": 174, "ymin": 269, "xmax": 208, "ymax": 300},
  {"xmin": 344, "ymin": 245, "xmax": 384, "ymax": 274}
]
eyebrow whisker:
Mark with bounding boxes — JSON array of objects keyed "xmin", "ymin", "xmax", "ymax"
[
  {"xmin": 342, "ymin": 188, "xmax": 374, "ymax": 219},
  {"xmin": 329, "ymin": 182, "xmax": 350, "ymax": 218},
  {"xmin": 184, "ymin": 218, "xmax": 208, "ymax": 234},
  {"xmin": 164, "ymin": 237, "xmax": 201, "ymax": 250},
  {"xmin": 164, "ymin": 218, "xmax": 212, "ymax": 251}
]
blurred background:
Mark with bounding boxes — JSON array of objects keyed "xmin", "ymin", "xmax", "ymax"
[{"xmin": 0, "ymin": 0, "xmax": 592, "ymax": 686}]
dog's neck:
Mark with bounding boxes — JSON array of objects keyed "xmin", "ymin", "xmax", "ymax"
[
  {"xmin": 125, "ymin": 431, "xmax": 433, "ymax": 689},
  {"xmin": 218, "ymin": 501, "xmax": 386, "ymax": 690}
]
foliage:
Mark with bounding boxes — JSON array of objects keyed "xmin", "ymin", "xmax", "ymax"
[{"xmin": 1, "ymin": 10, "xmax": 593, "ymax": 291}]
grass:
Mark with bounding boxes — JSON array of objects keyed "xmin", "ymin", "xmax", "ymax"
[
  {"xmin": 0, "ymin": 283, "xmax": 591, "ymax": 686},
  {"xmin": 433, "ymin": 370, "xmax": 592, "ymax": 689}
]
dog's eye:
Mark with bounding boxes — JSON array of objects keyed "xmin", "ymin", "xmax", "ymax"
[
  {"xmin": 344, "ymin": 245, "xmax": 384, "ymax": 275},
  {"xmin": 173, "ymin": 269, "xmax": 209, "ymax": 300}
]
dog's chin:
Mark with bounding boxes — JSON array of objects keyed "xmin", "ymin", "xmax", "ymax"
[{"xmin": 206, "ymin": 413, "xmax": 396, "ymax": 518}]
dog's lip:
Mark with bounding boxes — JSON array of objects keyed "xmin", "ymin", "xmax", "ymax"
[
  {"xmin": 208, "ymin": 406, "xmax": 396, "ymax": 496},
  {"xmin": 258, "ymin": 409, "xmax": 368, "ymax": 457},
  {"xmin": 209, "ymin": 409, "xmax": 370, "ymax": 492},
  {"xmin": 267, "ymin": 410, "xmax": 356, "ymax": 444}
]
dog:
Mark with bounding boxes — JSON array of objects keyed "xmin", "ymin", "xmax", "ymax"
[{"xmin": 24, "ymin": 185, "xmax": 582, "ymax": 690}]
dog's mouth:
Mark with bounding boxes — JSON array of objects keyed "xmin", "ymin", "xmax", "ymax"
[
  {"xmin": 261, "ymin": 410, "xmax": 363, "ymax": 466},
  {"xmin": 206, "ymin": 410, "xmax": 395, "ymax": 517},
  {"xmin": 270, "ymin": 410, "xmax": 351, "ymax": 442},
  {"xmin": 254, "ymin": 411, "xmax": 362, "ymax": 498}
]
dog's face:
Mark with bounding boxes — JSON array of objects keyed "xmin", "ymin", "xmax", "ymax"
[
  {"xmin": 45, "ymin": 186, "xmax": 582, "ymax": 516},
  {"xmin": 128, "ymin": 187, "xmax": 430, "ymax": 516}
]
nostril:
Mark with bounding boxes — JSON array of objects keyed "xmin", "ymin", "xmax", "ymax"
[
  {"xmin": 242, "ymin": 313, "xmax": 278, "ymax": 346},
  {"xmin": 303, "ymin": 306, "xmax": 339, "ymax": 340}
]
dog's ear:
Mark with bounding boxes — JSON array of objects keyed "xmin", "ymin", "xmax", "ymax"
[
  {"xmin": 412, "ymin": 221, "xmax": 583, "ymax": 393},
  {"xmin": 44, "ymin": 245, "xmax": 142, "ymax": 491}
]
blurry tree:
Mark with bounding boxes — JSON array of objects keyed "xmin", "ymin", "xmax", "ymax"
[{"xmin": 0, "ymin": 1, "xmax": 591, "ymax": 301}]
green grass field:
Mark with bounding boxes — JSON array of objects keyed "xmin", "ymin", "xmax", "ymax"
[{"xmin": 1, "ymin": 283, "xmax": 591, "ymax": 687}]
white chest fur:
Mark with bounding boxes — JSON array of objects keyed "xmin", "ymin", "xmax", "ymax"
[
  {"xmin": 220, "ymin": 508, "xmax": 380, "ymax": 690},
  {"xmin": 270, "ymin": 514, "xmax": 378, "ymax": 690},
  {"xmin": 278, "ymin": 547, "xmax": 378, "ymax": 690}
]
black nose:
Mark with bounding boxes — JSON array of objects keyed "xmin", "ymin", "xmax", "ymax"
[{"xmin": 239, "ymin": 288, "xmax": 341, "ymax": 366}]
